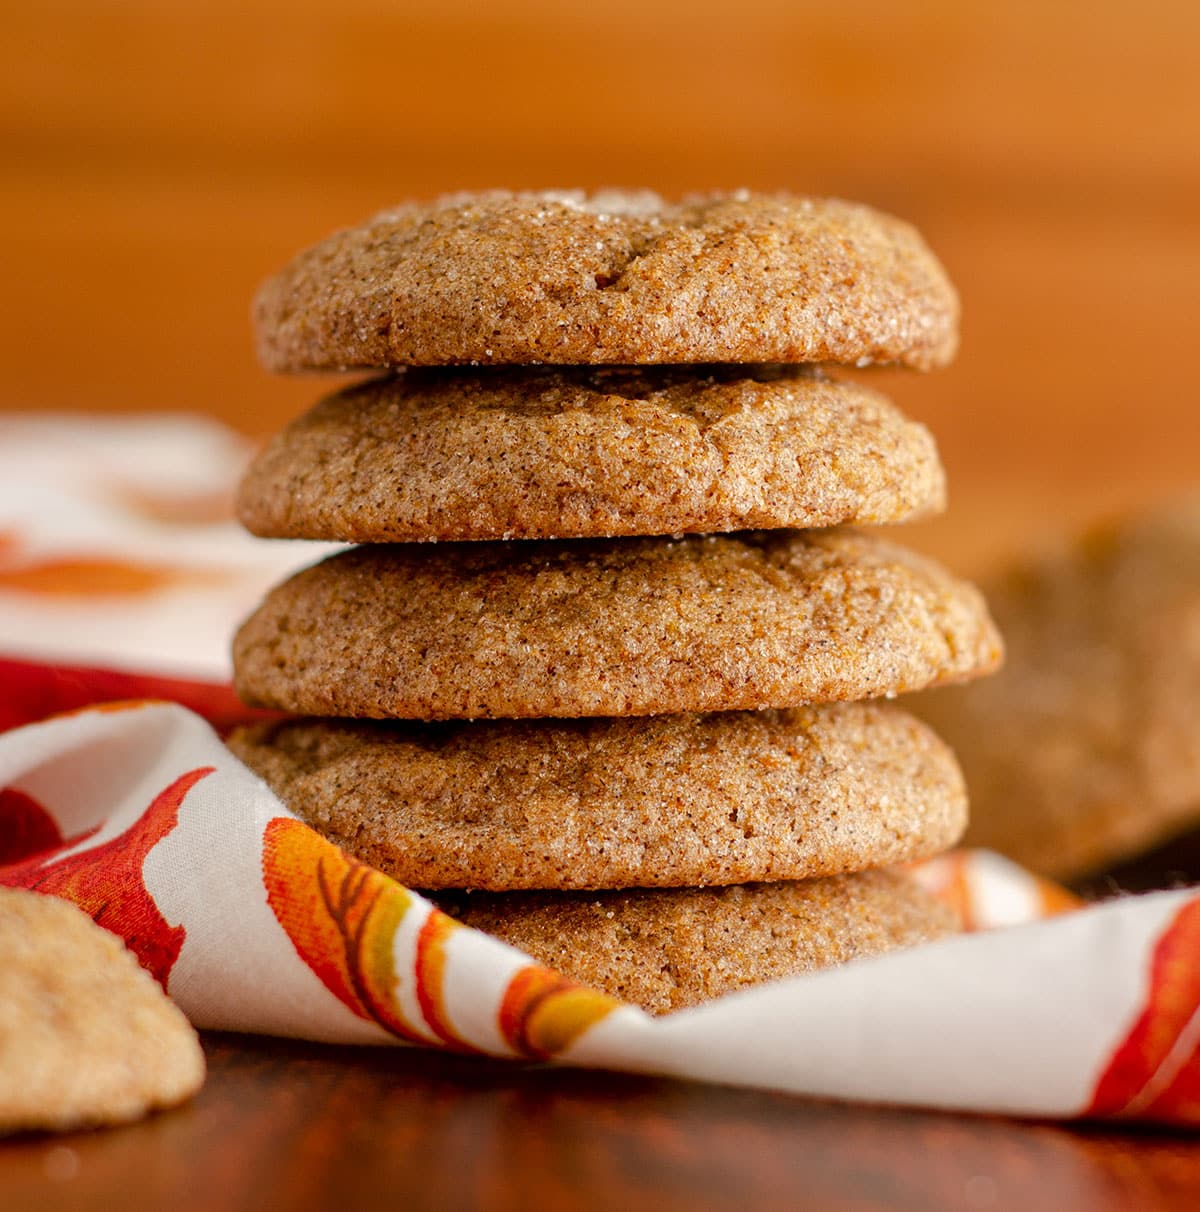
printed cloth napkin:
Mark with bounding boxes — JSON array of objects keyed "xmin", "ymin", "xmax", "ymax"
[{"xmin": 2, "ymin": 413, "xmax": 1198, "ymax": 1128}]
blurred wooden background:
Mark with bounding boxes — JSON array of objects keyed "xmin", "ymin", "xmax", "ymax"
[{"xmin": 3, "ymin": 0, "xmax": 1198, "ymax": 572}]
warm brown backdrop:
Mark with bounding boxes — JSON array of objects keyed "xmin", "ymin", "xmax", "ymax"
[
  {"xmin": 4, "ymin": 0, "xmax": 1199, "ymax": 572},
  {"xmin": 5, "ymin": 7, "xmax": 1200, "ymax": 1202}
]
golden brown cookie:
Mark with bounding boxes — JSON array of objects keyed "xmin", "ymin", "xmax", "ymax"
[
  {"xmin": 913, "ymin": 499, "xmax": 1200, "ymax": 881},
  {"xmin": 236, "ymin": 366, "xmax": 945, "ymax": 543},
  {"xmin": 254, "ymin": 191, "xmax": 959, "ymax": 371},
  {"xmin": 437, "ymin": 871, "xmax": 958, "ymax": 1015},
  {"xmin": 233, "ymin": 529, "xmax": 1002, "ymax": 721},
  {"xmin": 228, "ymin": 703, "xmax": 966, "ymax": 890},
  {"xmin": 0, "ymin": 888, "xmax": 205, "ymax": 1134}
]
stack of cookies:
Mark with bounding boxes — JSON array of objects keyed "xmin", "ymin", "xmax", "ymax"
[{"xmin": 230, "ymin": 191, "xmax": 1002, "ymax": 1015}]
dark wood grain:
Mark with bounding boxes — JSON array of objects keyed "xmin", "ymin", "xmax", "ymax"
[{"xmin": 3, "ymin": 1034, "xmax": 1200, "ymax": 1212}]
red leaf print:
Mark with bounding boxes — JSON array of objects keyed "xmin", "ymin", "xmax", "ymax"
[
  {"xmin": 0, "ymin": 787, "xmax": 67, "ymax": 864},
  {"xmin": 0, "ymin": 767, "xmax": 210, "ymax": 987},
  {"xmin": 1087, "ymin": 897, "xmax": 1200, "ymax": 1123},
  {"xmin": 0, "ymin": 656, "xmax": 278, "ymax": 735}
]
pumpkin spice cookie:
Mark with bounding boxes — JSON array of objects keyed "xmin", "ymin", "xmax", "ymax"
[
  {"xmin": 233, "ymin": 529, "xmax": 1002, "ymax": 721},
  {"xmin": 254, "ymin": 190, "xmax": 959, "ymax": 372},
  {"xmin": 236, "ymin": 366, "xmax": 946, "ymax": 543},
  {"xmin": 436, "ymin": 871, "xmax": 959, "ymax": 1015},
  {"xmin": 227, "ymin": 702, "xmax": 966, "ymax": 890},
  {"xmin": 0, "ymin": 888, "xmax": 204, "ymax": 1134},
  {"xmin": 913, "ymin": 498, "xmax": 1200, "ymax": 881}
]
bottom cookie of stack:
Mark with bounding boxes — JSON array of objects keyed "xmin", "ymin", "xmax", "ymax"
[
  {"xmin": 230, "ymin": 701, "xmax": 965, "ymax": 1015},
  {"xmin": 436, "ymin": 874, "xmax": 956, "ymax": 1016}
]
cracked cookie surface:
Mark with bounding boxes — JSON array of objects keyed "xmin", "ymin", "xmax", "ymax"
[
  {"xmin": 233, "ymin": 529, "xmax": 1002, "ymax": 720},
  {"xmin": 254, "ymin": 190, "xmax": 959, "ymax": 371},
  {"xmin": 236, "ymin": 366, "xmax": 945, "ymax": 542}
]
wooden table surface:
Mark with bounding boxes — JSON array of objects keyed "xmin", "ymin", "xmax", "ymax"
[
  {"xmin": 4, "ymin": 0, "xmax": 1200, "ymax": 1206},
  {"xmin": 3, "ymin": 1034, "xmax": 1200, "ymax": 1212}
]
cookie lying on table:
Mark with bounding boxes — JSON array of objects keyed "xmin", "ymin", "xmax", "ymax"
[{"xmin": 0, "ymin": 888, "xmax": 204, "ymax": 1134}]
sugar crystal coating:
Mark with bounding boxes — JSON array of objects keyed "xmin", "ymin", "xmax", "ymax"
[
  {"xmin": 236, "ymin": 365, "xmax": 946, "ymax": 543},
  {"xmin": 233, "ymin": 529, "xmax": 1003, "ymax": 721},
  {"xmin": 437, "ymin": 871, "xmax": 959, "ymax": 1015},
  {"xmin": 228, "ymin": 702, "xmax": 967, "ymax": 890},
  {"xmin": 255, "ymin": 191, "xmax": 959, "ymax": 371}
]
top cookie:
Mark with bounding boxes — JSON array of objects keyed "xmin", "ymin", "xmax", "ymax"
[{"xmin": 254, "ymin": 191, "xmax": 959, "ymax": 371}]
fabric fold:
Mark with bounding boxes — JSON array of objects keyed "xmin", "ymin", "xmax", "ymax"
[{"xmin": 0, "ymin": 693, "xmax": 1196, "ymax": 1127}]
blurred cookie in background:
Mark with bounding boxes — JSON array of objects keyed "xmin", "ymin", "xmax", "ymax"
[{"xmin": 912, "ymin": 496, "xmax": 1200, "ymax": 888}]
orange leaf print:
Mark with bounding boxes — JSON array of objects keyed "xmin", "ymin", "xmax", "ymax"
[
  {"xmin": 0, "ymin": 768, "xmax": 206, "ymax": 987},
  {"xmin": 414, "ymin": 910, "xmax": 471, "ymax": 1050},
  {"xmin": 499, "ymin": 966, "xmax": 619, "ymax": 1061},
  {"xmin": 116, "ymin": 484, "xmax": 236, "ymax": 527},
  {"xmin": 909, "ymin": 852, "xmax": 978, "ymax": 929},
  {"xmin": 1087, "ymin": 897, "xmax": 1200, "ymax": 1123},
  {"xmin": 908, "ymin": 852, "xmax": 1081, "ymax": 931},
  {"xmin": 1035, "ymin": 877, "xmax": 1084, "ymax": 920},
  {"xmin": 409, "ymin": 895, "xmax": 616, "ymax": 1057},
  {"xmin": 263, "ymin": 819, "xmax": 616, "ymax": 1058},
  {"xmin": 262, "ymin": 817, "xmax": 428, "ymax": 1043},
  {"xmin": 0, "ymin": 554, "xmax": 226, "ymax": 596}
]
